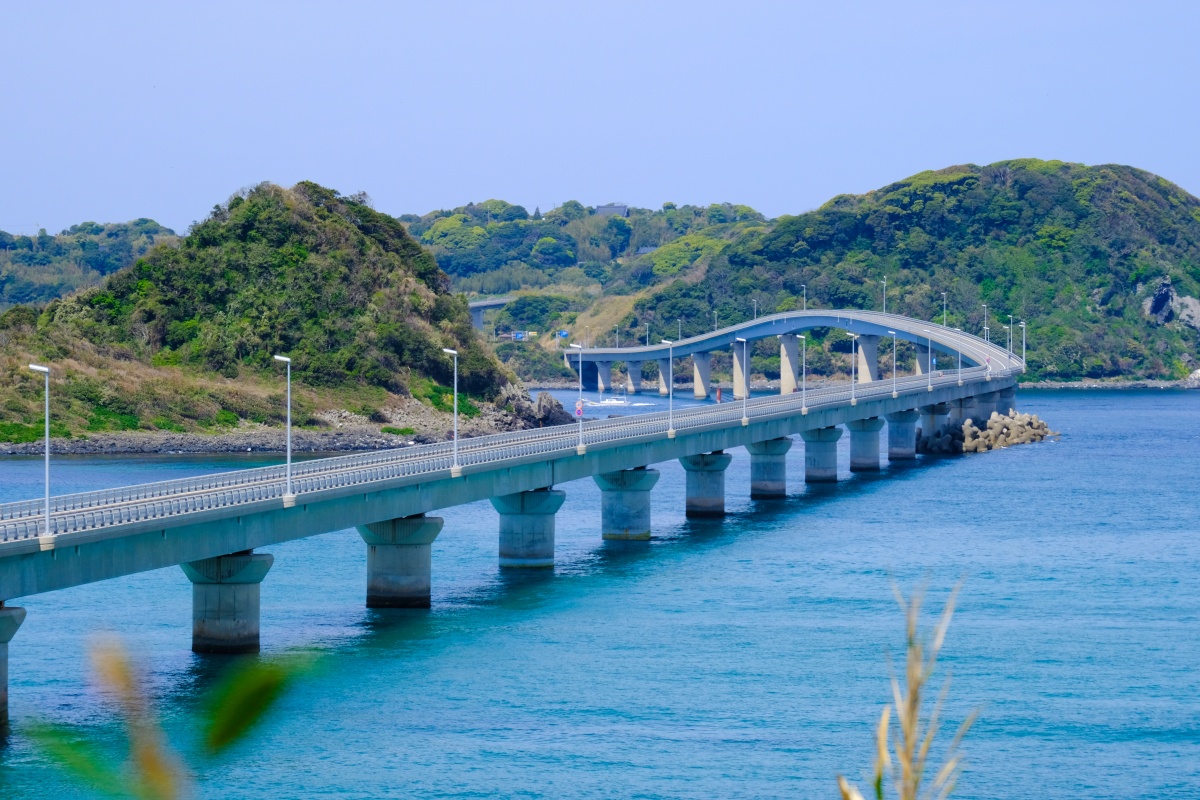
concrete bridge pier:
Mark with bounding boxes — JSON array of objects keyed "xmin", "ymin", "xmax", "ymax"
[
  {"xmin": 974, "ymin": 391, "xmax": 1000, "ymax": 421},
  {"xmin": 885, "ymin": 410, "xmax": 920, "ymax": 461},
  {"xmin": 948, "ymin": 396, "xmax": 978, "ymax": 425},
  {"xmin": 847, "ymin": 417, "xmax": 885, "ymax": 471},
  {"xmin": 625, "ymin": 361, "xmax": 643, "ymax": 394},
  {"xmin": 999, "ymin": 386, "xmax": 1017, "ymax": 414},
  {"xmin": 746, "ymin": 438, "xmax": 792, "ymax": 498},
  {"xmin": 732, "ymin": 342, "xmax": 750, "ymax": 400},
  {"xmin": 779, "ymin": 334, "xmax": 800, "ymax": 394},
  {"xmin": 596, "ymin": 361, "xmax": 613, "ymax": 394},
  {"xmin": 657, "ymin": 358, "xmax": 671, "ymax": 396},
  {"xmin": 492, "ymin": 488, "xmax": 566, "ymax": 568},
  {"xmin": 181, "ymin": 551, "xmax": 274, "ymax": 654},
  {"xmin": 0, "ymin": 605, "xmax": 26, "ymax": 725},
  {"xmin": 856, "ymin": 335, "xmax": 880, "ymax": 382},
  {"xmin": 693, "ymin": 352, "xmax": 712, "ymax": 399},
  {"xmin": 913, "ymin": 343, "xmax": 932, "ymax": 374},
  {"xmin": 680, "ymin": 451, "xmax": 732, "ymax": 517},
  {"xmin": 357, "ymin": 515, "xmax": 444, "ymax": 608},
  {"xmin": 920, "ymin": 403, "xmax": 952, "ymax": 438},
  {"xmin": 594, "ymin": 468, "xmax": 660, "ymax": 540},
  {"xmin": 801, "ymin": 427, "xmax": 843, "ymax": 483}
]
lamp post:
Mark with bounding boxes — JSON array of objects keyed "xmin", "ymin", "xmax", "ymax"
[
  {"xmin": 882, "ymin": 275, "xmax": 887, "ymax": 314},
  {"xmin": 942, "ymin": 292, "xmax": 947, "ymax": 326},
  {"xmin": 661, "ymin": 339, "xmax": 675, "ymax": 436},
  {"xmin": 569, "ymin": 343, "xmax": 584, "ymax": 450},
  {"xmin": 441, "ymin": 348, "xmax": 459, "ymax": 473},
  {"xmin": 645, "ymin": 322, "xmax": 649, "ymax": 347},
  {"xmin": 801, "ymin": 284, "xmax": 806, "ymax": 311},
  {"xmin": 887, "ymin": 330, "xmax": 897, "ymax": 397},
  {"xmin": 272, "ymin": 355, "xmax": 293, "ymax": 499},
  {"xmin": 954, "ymin": 329, "xmax": 963, "ymax": 385},
  {"xmin": 736, "ymin": 337, "xmax": 749, "ymax": 424},
  {"xmin": 1019, "ymin": 321, "xmax": 1027, "ymax": 371},
  {"xmin": 923, "ymin": 329, "xmax": 933, "ymax": 391},
  {"xmin": 849, "ymin": 333, "xmax": 859, "ymax": 405},
  {"xmin": 752, "ymin": 299, "xmax": 757, "ymax": 319},
  {"xmin": 1007, "ymin": 314, "xmax": 1014, "ymax": 354},
  {"xmin": 29, "ymin": 364, "xmax": 50, "ymax": 535},
  {"xmin": 713, "ymin": 310, "xmax": 718, "ymax": 331},
  {"xmin": 982, "ymin": 303, "xmax": 988, "ymax": 341},
  {"xmin": 801, "ymin": 335, "xmax": 811, "ymax": 417}
]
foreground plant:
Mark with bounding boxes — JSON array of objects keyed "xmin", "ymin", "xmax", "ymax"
[
  {"xmin": 839, "ymin": 585, "xmax": 977, "ymax": 800},
  {"xmin": 30, "ymin": 637, "xmax": 308, "ymax": 799}
]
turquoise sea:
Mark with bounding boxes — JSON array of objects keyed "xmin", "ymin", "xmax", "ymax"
[{"xmin": 0, "ymin": 389, "xmax": 1197, "ymax": 798}]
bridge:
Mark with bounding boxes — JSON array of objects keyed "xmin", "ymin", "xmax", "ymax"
[
  {"xmin": 0, "ymin": 310, "xmax": 1020, "ymax": 721},
  {"xmin": 467, "ymin": 296, "xmax": 513, "ymax": 329}
]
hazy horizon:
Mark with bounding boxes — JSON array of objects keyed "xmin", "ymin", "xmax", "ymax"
[{"xmin": 3, "ymin": 1, "xmax": 1197, "ymax": 235}]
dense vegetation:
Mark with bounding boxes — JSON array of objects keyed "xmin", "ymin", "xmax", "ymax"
[
  {"xmin": 0, "ymin": 183, "xmax": 509, "ymax": 438},
  {"xmin": 627, "ymin": 160, "xmax": 1200, "ymax": 381},
  {"xmin": 0, "ymin": 219, "xmax": 175, "ymax": 309}
]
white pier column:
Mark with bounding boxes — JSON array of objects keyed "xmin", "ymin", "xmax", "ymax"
[
  {"xmin": 491, "ymin": 488, "xmax": 566, "ymax": 568},
  {"xmin": 679, "ymin": 451, "xmax": 732, "ymax": 517},
  {"xmin": 181, "ymin": 551, "xmax": 274, "ymax": 654},
  {"xmin": 801, "ymin": 426, "xmax": 843, "ymax": 483},
  {"xmin": 596, "ymin": 361, "xmax": 613, "ymax": 394},
  {"xmin": 625, "ymin": 361, "xmax": 643, "ymax": 394},
  {"xmin": 779, "ymin": 334, "xmax": 800, "ymax": 394},
  {"xmin": 846, "ymin": 417, "xmax": 885, "ymax": 471},
  {"xmin": 0, "ymin": 606, "xmax": 27, "ymax": 724},
  {"xmin": 746, "ymin": 438, "xmax": 792, "ymax": 498},
  {"xmin": 733, "ymin": 343, "xmax": 750, "ymax": 400},
  {"xmin": 856, "ymin": 335, "xmax": 880, "ymax": 382},
  {"xmin": 594, "ymin": 468, "xmax": 660, "ymax": 540},
  {"xmin": 357, "ymin": 515, "xmax": 444, "ymax": 608},
  {"xmin": 913, "ymin": 343, "xmax": 931, "ymax": 374},
  {"xmin": 657, "ymin": 358, "xmax": 671, "ymax": 396},
  {"xmin": 885, "ymin": 410, "xmax": 919, "ymax": 461},
  {"xmin": 692, "ymin": 352, "xmax": 712, "ymax": 399}
]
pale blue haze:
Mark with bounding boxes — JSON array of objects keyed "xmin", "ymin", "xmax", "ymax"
[{"xmin": 0, "ymin": 390, "xmax": 1197, "ymax": 797}]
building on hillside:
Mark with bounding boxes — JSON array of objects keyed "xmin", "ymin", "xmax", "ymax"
[{"xmin": 595, "ymin": 203, "xmax": 629, "ymax": 218}]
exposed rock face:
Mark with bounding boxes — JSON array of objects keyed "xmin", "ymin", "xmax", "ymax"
[
  {"xmin": 1143, "ymin": 276, "xmax": 1200, "ymax": 331},
  {"xmin": 496, "ymin": 384, "xmax": 573, "ymax": 428}
]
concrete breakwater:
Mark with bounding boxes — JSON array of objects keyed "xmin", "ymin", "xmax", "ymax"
[{"xmin": 918, "ymin": 411, "xmax": 1058, "ymax": 455}]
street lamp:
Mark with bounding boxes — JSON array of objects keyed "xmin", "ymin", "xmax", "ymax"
[
  {"xmin": 954, "ymin": 329, "xmax": 963, "ymax": 385},
  {"xmin": 801, "ymin": 284, "xmax": 807, "ymax": 311},
  {"xmin": 678, "ymin": 319, "xmax": 682, "ymax": 340},
  {"xmin": 942, "ymin": 292, "xmax": 947, "ymax": 326},
  {"xmin": 28, "ymin": 364, "xmax": 50, "ymax": 535},
  {"xmin": 713, "ymin": 309, "xmax": 718, "ymax": 331},
  {"xmin": 645, "ymin": 322, "xmax": 649, "ymax": 347},
  {"xmin": 1007, "ymin": 314, "xmax": 1014, "ymax": 354},
  {"xmin": 1019, "ymin": 321, "xmax": 1027, "ymax": 371},
  {"xmin": 752, "ymin": 299, "xmax": 757, "ymax": 319},
  {"xmin": 849, "ymin": 333, "xmax": 859, "ymax": 405},
  {"xmin": 887, "ymin": 330, "xmax": 897, "ymax": 398},
  {"xmin": 273, "ymin": 355, "xmax": 294, "ymax": 501},
  {"xmin": 922, "ymin": 329, "xmax": 933, "ymax": 391},
  {"xmin": 799, "ymin": 334, "xmax": 808, "ymax": 413},
  {"xmin": 982, "ymin": 303, "xmax": 988, "ymax": 341},
  {"xmin": 736, "ymin": 337, "xmax": 750, "ymax": 425},
  {"xmin": 569, "ymin": 343, "xmax": 584, "ymax": 451},
  {"xmin": 882, "ymin": 275, "xmax": 887, "ymax": 314},
  {"xmin": 661, "ymin": 339, "xmax": 675, "ymax": 437},
  {"xmin": 441, "ymin": 348, "xmax": 460, "ymax": 475}
]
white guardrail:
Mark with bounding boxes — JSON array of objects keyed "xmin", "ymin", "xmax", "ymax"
[{"xmin": 0, "ymin": 365, "xmax": 1015, "ymax": 542}]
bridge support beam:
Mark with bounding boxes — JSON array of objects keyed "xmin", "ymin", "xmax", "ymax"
[
  {"xmin": 357, "ymin": 515, "xmax": 444, "ymax": 608},
  {"xmin": 680, "ymin": 451, "xmax": 732, "ymax": 517},
  {"xmin": 856, "ymin": 335, "xmax": 880, "ymax": 382},
  {"xmin": 491, "ymin": 489, "xmax": 566, "ymax": 568},
  {"xmin": 182, "ymin": 551, "xmax": 274, "ymax": 654},
  {"xmin": 733, "ymin": 342, "xmax": 750, "ymax": 400},
  {"xmin": 920, "ymin": 403, "xmax": 952, "ymax": 438},
  {"xmin": 594, "ymin": 468, "xmax": 659, "ymax": 540},
  {"xmin": 801, "ymin": 426, "xmax": 842, "ymax": 483},
  {"xmin": 999, "ymin": 386, "xmax": 1017, "ymax": 414},
  {"xmin": 948, "ymin": 395, "xmax": 978, "ymax": 425},
  {"xmin": 692, "ymin": 352, "xmax": 712, "ymax": 399},
  {"xmin": 747, "ymin": 438, "xmax": 792, "ymax": 498},
  {"xmin": 596, "ymin": 361, "xmax": 613, "ymax": 394},
  {"xmin": 885, "ymin": 410, "xmax": 920, "ymax": 461},
  {"xmin": 780, "ymin": 334, "xmax": 800, "ymax": 394},
  {"xmin": 625, "ymin": 361, "xmax": 642, "ymax": 394},
  {"xmin": 847, "ymin": 417, "xmax": 885, "ymax": 472},
  {"xmin": 657, "ymin": 358, "xmax": 671, "ymax": 396},
  {"xmin": 974, "ymin": 391, "xmax": 1000, "ymax": 421},
  {"xmin": 0, "ymin": 605, "xmax": 26, "ymax": 725},
  {"xmin": 913, "ymin": 343, "xmax": 931, "ymax": 374}
]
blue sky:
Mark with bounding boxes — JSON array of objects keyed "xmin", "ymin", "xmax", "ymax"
[{"xmin": 2, "ymin": 1, "xmax": 1197, "ymax": 234}]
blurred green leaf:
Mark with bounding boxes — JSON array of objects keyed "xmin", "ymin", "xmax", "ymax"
[
  {"xmin": 27, "ymin": 722, "xmax": 129, "ymax": 797},
  {"xmin": 201, "ymin": 658, "xmax": 304, "ymax": 755}
]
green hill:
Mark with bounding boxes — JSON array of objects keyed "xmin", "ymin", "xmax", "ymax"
[
  {"xmin": 0, "ymin": 219, "xmax": 176, "ymax": 309},
  {"xmin": 623, "ymin": 160, "xmax": 1200, "ymax": 381},
  {"xmin": 0, "ymin": 182, "xmax": 510, "ymax": 440}
]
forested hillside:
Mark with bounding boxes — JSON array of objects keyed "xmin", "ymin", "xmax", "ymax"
[
  {"xmin": 0, "ymin": 183, "xmax": 510, "ymax": 440},
  {"xmin": 0, "ymin": 219, "xmax": 175, "ymax": 309},
  {"xmin": 622, "ymin": 160, "xmax": 1200, "ymax": 381}
]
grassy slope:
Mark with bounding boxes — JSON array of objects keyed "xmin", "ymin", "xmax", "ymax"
[{"xmin": 0, "ymin": 183, "xmax": 511, "ymax": 441}]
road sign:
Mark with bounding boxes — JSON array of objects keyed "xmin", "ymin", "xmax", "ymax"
[
  {"xmin": 575, "ymin": 399, "xmax": 584, "ymax": 417},
  {"xmin": 513, "ymin": 331, "xmax": 525, "ymax": 341},
  {"xmin": 559, "ymin": 330, "xmax": 570, "ymax": 338}
]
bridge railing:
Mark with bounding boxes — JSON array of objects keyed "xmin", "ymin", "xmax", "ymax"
[{"xmin": 0, "ymin": 365, "xmax": 1014, "ymax": 541}]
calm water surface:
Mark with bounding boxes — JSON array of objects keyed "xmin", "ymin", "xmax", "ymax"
[{"xmin": 0, "ymin": 389, "xmax": 1196, "ymax": 798}]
